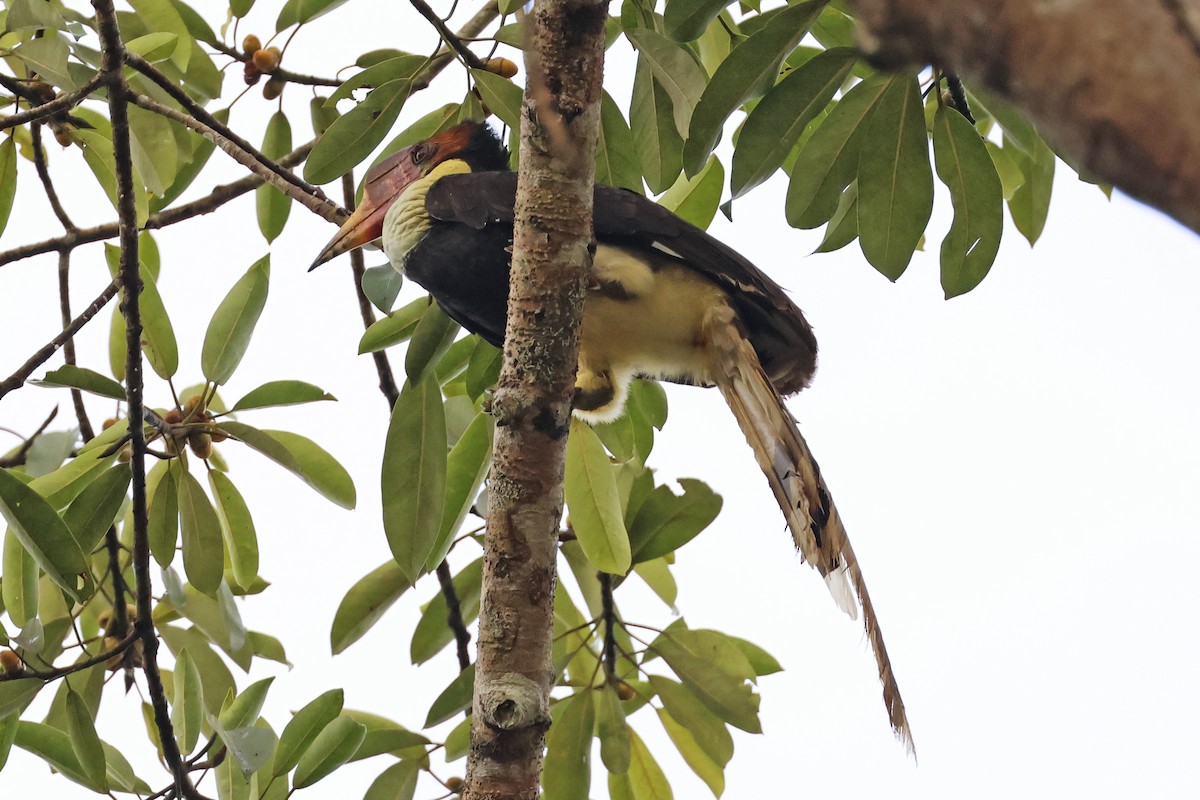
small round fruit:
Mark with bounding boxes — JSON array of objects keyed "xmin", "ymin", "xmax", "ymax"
[
  {"xmin": 242, "ymin": 34, "xmax": 262, "ymax": 55},
  {"xmin": 445, "ymin": 776, "xmax": 465, "ymax": 793},
  {"xmin": 615, "ymin": 682, "xmax": 636, "ymax": 701},
  {"xmin": 485, "ymin": 57, "xmax": 518, "ymax": 79},
  {"xmin": 183, "ymin": 395, "xmax": 206, "ymax": 416},
  {"xmin": 244, "ymin": 61, "xmax": 262, "ymax": 85},
  {"xmin": 164, "ymin": 408, "xmax": 183, "ymax": 425},
  {"xmin": 189, "ymin": 431, "xmax": 213, "ymax": 459},
  {"xmin": 118, "ymin": 445, "xmax": 132, "ymax": 463},
  {"xmin": 262, "ymin": 76, "xmax": 285, "ymax": 100},
  {"xmin": 53, "ymin": 126, "xmax": 73, "ymax": 147},
  {"xmin": 209, "ymin": 426, "xmax": 229, "ymax": 443},
  {"xmin": 102, "ymin": 417, "xmax": 118, "ymax": 430},
  {"xmin": 252, "ymin": 47, "xmax": 279, "ymax": 73},
  {"xmin": 0, "ymin": 649, "xmax": 23, "ymax": 675}
]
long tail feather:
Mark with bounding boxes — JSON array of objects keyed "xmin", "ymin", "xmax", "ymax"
[{"xmin": 704, "ymin": 305, "xmax": 915, "ymax": 755}]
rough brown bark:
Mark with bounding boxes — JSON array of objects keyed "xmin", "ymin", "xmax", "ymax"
[
  {"xmin": 848, "ymin": 0, "xmax": 1200, "ymax": 235},
  {"xmin": 463, "ymin": 2, "xmax": 609, "ymax": 798}
]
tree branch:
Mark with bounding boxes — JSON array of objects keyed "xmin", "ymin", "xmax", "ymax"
[
  {"xmin": 0, "ymin": 73, "xmax": 102, "ymax": 131},
  {"xmin": 93, "ymin": 2, "xmax": 205, "ymax": 797},
  {"xmin": 0, "ymin": 143, "xmax": 319, "ymax": 268},
  {"xmin": 437, "ymin": 560, "xmax": 472, "ymax": 672},
  {"xmin": 465, "ymin": 2, "xmax": 610, "ymax": 798},
  {"xmin": 0, "ymin": 406, "xmax": 58, "ymax": 468},
  {"xmin": 848, "ymin": 0, "xmax": 1200, "ymax": 234},
  {"xmin": 31, "ymin": 124, "xmax": 78, "ymax": 231},
  {"xmin": 0, "ymin": 278, "xmax": 118, "ymax": 401},
  {"xmin": 56, "ymin": 252, "xmax": 95, "ymax": 441},
  {"xmin": 409, "ymin": 0, "xmax": 489, "ymax": 70}
]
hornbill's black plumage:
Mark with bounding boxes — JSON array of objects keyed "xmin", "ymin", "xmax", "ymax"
[{"xmin": 311, "ymin": 121, "xmax": 912, "ymax": 751}]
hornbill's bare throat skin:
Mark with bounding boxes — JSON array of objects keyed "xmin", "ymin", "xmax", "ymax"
[{"xmin": 309, "ymin": 121, "xmax": 915, "ymax": 754}]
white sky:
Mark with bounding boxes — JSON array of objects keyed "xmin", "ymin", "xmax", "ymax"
[{"xmin": 2, "ymin": 3, "xmax": 1199, "ymax": 798}]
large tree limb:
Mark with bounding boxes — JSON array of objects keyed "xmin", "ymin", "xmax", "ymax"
[
  {"xmin": 848, "ymin": 0, "xmax": 1200, "ymax": 235},
  {"xmin": 464, "ymin": 2, "xmax": 609, "ymax": 798}
]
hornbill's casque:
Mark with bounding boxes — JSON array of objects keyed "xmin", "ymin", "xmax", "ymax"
[{"xmin": 312, "ymin": 121, "xmax": 912, "ymax": 750}]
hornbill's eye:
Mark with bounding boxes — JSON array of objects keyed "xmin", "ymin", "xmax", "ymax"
[{"xmin": 411, "ymin": 144, "xmax": 430, "ymax": 165}]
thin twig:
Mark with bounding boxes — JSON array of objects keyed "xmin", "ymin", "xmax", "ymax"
[
  {"xmin": 56, "ymin": 251, "xmax": 95, "ymax": 441},
  {"xmin": 0, "ymin": 143, "xmax": 319, "ymax": 268},
  {"xmin": 436, "ymin": 561, "xmax": 473, "ymax": 671},
  {"xmin": 0, "ymin": 73, "xmax": 103, "ymax": 131},
  {"xmin": 203, "ymin": 39, "xmax": 342, "ymax": 87},
  {"xmin": 408, "ymin": 0, "xmax": 488, "ymax": 70},
  {"xmin": 341, "ymin": 173, "xmax": 401, "ymax": 407},
  {"xmin": 0, "ymin": 406, "xmax": 58, "ymax": 468},
  {"xmin": 0, "ymin": 279, "xmax": 119, "ymax": 400},
  {"xmin": 125, "ymin": 91, "xmax": 341, "ymax": 222},
  {"xmin": 94, "ymin": 2, "xmax": 204, "ymax": 797},
  {"xmin": 32, "ymin": 124, "xmax": 77, "ymax": 231},
  {"xmin": 0, "ymin": 631, "xmax": 137, "ymax": 683}
]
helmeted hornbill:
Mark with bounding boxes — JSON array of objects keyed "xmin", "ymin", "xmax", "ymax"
[{"xmin": 311, "ymin": 120, "xmax": 912, "ymax": 750}]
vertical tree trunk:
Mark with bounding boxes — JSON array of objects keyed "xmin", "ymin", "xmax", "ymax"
[{"xmin": 464, "ymin": 2, "xmax": 609, "ymax": 799}]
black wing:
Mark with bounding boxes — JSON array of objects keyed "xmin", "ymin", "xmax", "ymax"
[{"xmin": 426, "ymin": 172, "xmax": 818, "ymax": 394}]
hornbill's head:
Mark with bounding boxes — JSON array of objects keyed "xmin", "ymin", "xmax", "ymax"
[{"xmin": 309, "ymin": 121, "xmax": 508, "ymax": 270}]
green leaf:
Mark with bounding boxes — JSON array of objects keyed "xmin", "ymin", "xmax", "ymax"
[
  {"xmin": 152, "ymin": 108, "xmax": 225, "ymax": 212},
  {"xmin": 176, "ymin": 470, "xmax": 224, "ymax": 595},
  {"xmin": 664, "ymin": 0, "xmax": 732, "ymax": 41},
  {"xmin": 32, "ymin": 366, "xmax": 125, "ymax": 401},
  {"xmin": 364, "ymin": 759, "xmax": 419, "ymax": 800},
  {"xmin": 465, "ymin": 338, "xmax": 502, "ymax": 399},
  {"xmin": 628, "ymin": 478, "xmax": 722, "ymax": 563},
  {"xmin": 328, "ymin": 55, "xmax": 426, "ymax": 104},
  {"xmin": 361, "ymin": 265, "xmax": 404, "ymax": 314},
  {"xmin": 933, "ymin": 107, "xmax": 1004, "ymax": 298},
  {"xmin": 648, "ymin": 676, "xmax": 733, "ymax": 767},
  {"xmin": 127, "ymin": 104, "xmax": 179, "ymax": 196},
  {"xmin": 222, "ymin": 725, "xmax": 277, "ymax": 780},
  {"xmin": 209, "ymin": 471, "xmax": 258, "ymax": 589},
  {"xmin": 232, "ymin": 380, "xmax": 335, "ymax": 411},
  {"xmin": 469, "ymin": 68, "xmax": 523, "ymax": 129},
  {"xmin": 62, "ymin": 465, "xmax": 130, "ymax": 556},
  {"xmin": 565, "ymin": 421, "xmax": 631, "ymax": 575},
  {"xmin": 125, "ymin": 31, "xmax": 180, "ymax": 62},
  {"xmin": 220, "ymin": 677, "xmax": 275, "ymax": 730},
  {"xmin": 0, "ymin": 678, "xmax": 42, "ymax": 721},
  {"xmin": 596, "ymin": 91, "xmax": 643, "ymax": 193},
  {"xmin": 624, "ymin": 28, "xmax": 707, "ymax": 136},
  {"xmin": 631, "ymin": 54, "xmax": 684, "ymax": 194},
  {"xmin": 0, "ymin": 138, "xmax": 17, "ymax": 239},
  {"xmin": 0, "ymin": 468, "xmax": 89, "ymax": 601},
  {"xmin": 732, "ymin": 47, "xmax": 855, "ymax": 198},
  {"xmin": 648, "ymin": 630, "xmax": 760, "ymax": 732},
  {"xmin": 277, "ymin": 0, "xmax": 352, "ymax": 29},
  {"xmin": 596, "ymin": 685, "xmax": 631, "ymax": 774},
  {"xmin": 634, "ymin": 557, "xmax": 678, "ymax": 610},
  {"xmin": 305, "ymin": 79, "xmax": 412, "ymax": 185},
  {"xmin": 148, "ymin": 463, "xmax": 179, "ymax": 567},
  {"xmin": 219, "ymin": 422, "xmax": 356, "ymax": 509},
  {"xmin": 785, "ymin": 74, "xmax": 890, "ymax": 229},
  {"xmin": 292, "ymin": 714, "xmax": 366, "ymax": 787},
  {"xmin": 67, "ymin": 692, "xmax": 109, "ymax": 791},
  {"xmin": 727, "ymin": 635, "xmax": 782, "ymax": 676},
  {"xmin": 658, "ymin": 706, "xmax": 723, "ymax": 796},
  {"xmin": 0, "ymin": 714, "xmax": 18, "ymax": 770},
  {"xmin": 343, "ymin": 709, "xmax": 430, "ymax": 761},
  {"xmin": 543, "ymin": 691, "xmax": 593, "ymax": 800},
  {"xmin": 857, "ymin": 74, "xmax": 934, "ymax": 280},
  {"xmin": 13, "ymin": 721, "xmax": 105, "ymax": 791},
  {"xmin": 128, "ymin": 0, "xmax": 191, "ymax": 70},
  {"xmin": 423, "ymin": 665, "xmax": 474, "ymax": 728},
  {"xmin": 427, "ymin": 411, "xmax": 492, "ymax": 571},
  {"xmin": 230, "ymin": 0, "xmax": 255, "ymax": 16},
  {"xmin": 623, "ymin": 728, "xmax": 674, "ymax": 800},
  {"xmin": 257, "ymin": 114, "xmax": 293, "ymax": 243},
  {"xmin": 405, "ymin": 302, "xmax": 459, "ymax": 382},
  {"xmin": 15, "ymin": 34, "xmax": 71, "ymax": 88},
  {"xmin": 1007, "ymin": 133, "xmax": 1055, "ymax": 245},
  {"xmin": 172, "ymin": 648, "xmax": 204, "ymax": 754},
  {"xmin": 411, "ymin": 558, "xmax": 482, "ymax": 665},
  {"xmin": 29, "ymin": 447, "xmax": 118, "ymax": 509},
  {"xmin": 382, "ymin": 374, "xmax": 447, "ymax": 583},
  {"xmin": 330, "ymin": 561, "xmax": 409, "ymax": 655},
  {"xmin": 814, "ymin": 181, "xmax": 858, "ymax": 253},
  {"xmin": 76, "ymin": 131, "xmax": 150, "ymax": 227},
  {"xmin": 683, "ymin": 0, "xmax": 823, "ymax": 175},
  {"xmin": 274, "ymin": 689, "xmax": 344, "ymax": 776},
  {"xmin": 659, "ymin": 155, "xmax": 724, "ymax": 230},
  {"xmin": 358, "ymin": 297, "xmax": 428, "ymax": 353},
  {"xmin": 202, "ymin": 255, "xmax": 270, "ymax": 385},
  {"xmin": 104, "ymin": 243, "xmax": 177, "ymax": 378},
  {"xmin": 3, "ymin": 529, "xmax": 38, "ymax": 627}
]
